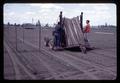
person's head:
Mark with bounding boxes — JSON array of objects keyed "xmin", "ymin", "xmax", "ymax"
[
  {"xmin": 86, "ymin": 20, "xmax": 90, "ymax": 24},
  {"xmin": 58, "ymin": 22, "xmax": 60, "ymax": 25}
]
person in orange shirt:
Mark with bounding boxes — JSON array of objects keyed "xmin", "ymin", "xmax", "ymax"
[
  {"xmin": 84, "ymin": 20, "xmax": 91, "ymax": 48},
  {"xmin": 84, "ymin": 20, "xmax": 90, "ymax": 33}
]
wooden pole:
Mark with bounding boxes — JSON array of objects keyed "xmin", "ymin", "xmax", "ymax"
[
  {"xmin": 15, "ymin": 25, "xmax": 17, "ymax": 51},
  {"xmin": 59, "ymin": 11, "xmax": 62, "ymax": 47},
  {"xmin": 8, "ymin": 25, "xmax": 10, "ymax": 42},
  {"xmin": 23, "ymin": 26, "xmax": 24, "ymax": 46},
  {"xmin": 38, "ymin": 20, "xmax": 41, "ymax": 51},
  {"xmin": 59, "ymin": 11, "xmax": 62, "ymax": 28},
  {"xmin": 80, "ymin": 12, "xmax": 83, "ymax": 32}
]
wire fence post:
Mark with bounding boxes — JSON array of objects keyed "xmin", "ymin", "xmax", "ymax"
[
  {"xmin": 15, "ymin": 24, "xmax": 18, "ymax": 51},
  {"xmin": 80, "ymin": 12, "xmax": 83, "ymax": 32},
  {"xmin": 23, "ymin": 26, "xmax": 24, "ymax": 45},
  {"xmin": 59, "ymin": 11, "xmax": 62, "ymax": 28},
  {"xmin": 38, "ymin": 20, "xmax": 41, "ymax": 51},
  {"xmin": 8, "ymin": 25, "xmax": 10, "ymax": 42}
]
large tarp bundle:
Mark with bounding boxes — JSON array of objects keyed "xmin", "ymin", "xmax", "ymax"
[{"xmin": 63, "ymin": 16, "xmax": 86, "ymax": 47}]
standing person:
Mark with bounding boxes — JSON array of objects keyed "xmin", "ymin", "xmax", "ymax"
[
  {"xmin": 53, "ymin": 22, "xmax": 61, "ymax": 49},
  {"xmin": 61, "ymin": 28, "xmax": 66, "ymax": 47},
  {"xmin": 84, "ymin": 20, "xmax": 91, "ymax": 48}
]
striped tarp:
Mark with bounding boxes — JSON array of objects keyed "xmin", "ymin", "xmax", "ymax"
[{"xmin": 63, "ymin": 16, "xmax": 85, "ymax": 47}]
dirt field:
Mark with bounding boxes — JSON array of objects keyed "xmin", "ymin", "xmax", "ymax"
[{"xmin": 4, "ymin": 26, "xmax": 116, "ymax": 80}]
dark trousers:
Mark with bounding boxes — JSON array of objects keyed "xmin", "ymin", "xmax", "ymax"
[{"xmin": 54, "ymin": 35, "xmax": 60, "ymax": 47}]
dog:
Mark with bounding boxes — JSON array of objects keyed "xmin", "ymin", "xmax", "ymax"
[
  {"xmin": 44, "ymin": 37, "xmax": 54, "ymax": 49},
  {"xmin": 44, "ymin": 37, "xmax": 65, "ymax": 50}
]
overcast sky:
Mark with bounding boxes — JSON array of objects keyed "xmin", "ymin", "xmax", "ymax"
[{"xmin": 4, "ymin": 3, "xmax": 116, "ymax": 26}]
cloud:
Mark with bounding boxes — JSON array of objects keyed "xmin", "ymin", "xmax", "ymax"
[
  {"xmin": 4, "ymin": 4, "xmax": 116, "ymax": 26},
  {"xmin": 9, "ymin": 12, "xmax": 15, "ymax": 15},
  {"xmin": 93, "ymin": 5, "xmax": 109, "ymax": 11},
  {"xmin": 29, "ymin": 4, "xmax": 63, "ymax": 24},
  {"xmin": 25, "ymin": 11, "xmax": 35, "ymax": 15},
  {"xmin": 38, "ymin": 8, "xmax": 51, "ymax": 13},
  {"xmin": 4, "ymin": 11, "xmax": 37, "ymax": 24},
  {"xmin": 29, "ymin": 4, "xmax": 63, "ymax": 10}
]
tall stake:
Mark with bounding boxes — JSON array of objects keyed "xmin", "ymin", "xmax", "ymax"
[
  {"xmin": 38, "ymin": 20, "xmax": 41, "ymax": 51},
  {"xmin": 80, "ymin": 12, "xmax": 83, "ymax": 32},
  {"xmin": 15, "ymin": 25, "xmax": 17, "ymax": 51},
  {"xmin": 59, "ymin": 11, "xmax": 63, "ymax": 46},
  {"xmin": 59, "ymin": 11, "xmax": 62, "ymax": 28},
  {"xmin": 23, "ymin": 25, "xmax": 24, "ymax": 48},
  {"xmin": 8, "ymin": 25, "xmax": 10, "ymax": 42}
]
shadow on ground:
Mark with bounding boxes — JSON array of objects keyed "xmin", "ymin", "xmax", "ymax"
[{"xmin": 64, "ymin": 46, "xmax": 97, "ymax": 52}]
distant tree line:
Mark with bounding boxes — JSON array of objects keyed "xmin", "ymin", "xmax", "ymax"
[{"xmin": 4, "ymin": 22, "xmax": 53, "ymax": 28}]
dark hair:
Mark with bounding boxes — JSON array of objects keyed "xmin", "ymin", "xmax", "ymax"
[
  {"xmin": 58, "ymin": 22, "xmax": 60, "ymax": 24},
  {"xmin": 86, "ymin": 20, "xmax": 90, "ymax": 23}
]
